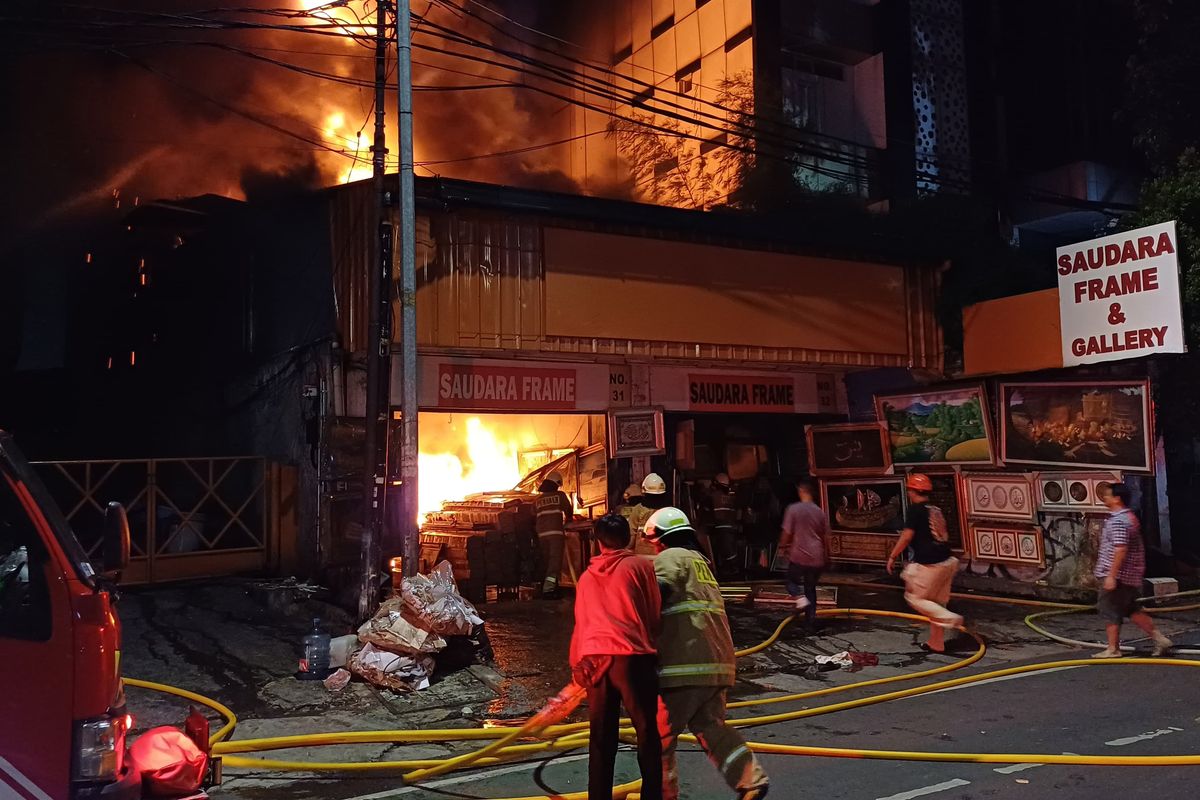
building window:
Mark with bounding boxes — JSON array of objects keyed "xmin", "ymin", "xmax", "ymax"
[
  {"xmin": 676, "ymin": 58, "xmax": 701, "ymax": 94},
  {"xmin": 782, "ymin": 50, "xmax": 846, "ymax": 81},
  {"xmin": 651, "ymin": 14, "xmax": 675, "ymax": 40},
  {"xmin": 699, "ymin": 134, "xmax": 727, "ymax": 156},
  {"xmin": 654, "ymin": 157, "xmax": 679, "ymax": 178},
  {"xmin": 782, "ymin": 67, "xmax": 821, "ymax": 132},
  {"xmin": 725, "ymin": 25, "xmax": 752, "ymax": 52}
]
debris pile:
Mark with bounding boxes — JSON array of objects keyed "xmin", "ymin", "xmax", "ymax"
[{"xmin": 341, "ymin": 561, "xmax": 487, "ymax": 692}]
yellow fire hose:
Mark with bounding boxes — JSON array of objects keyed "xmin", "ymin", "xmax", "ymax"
[{"xmin": 127, "ymin": 600, "xmax": 1200, "ymax": 800}]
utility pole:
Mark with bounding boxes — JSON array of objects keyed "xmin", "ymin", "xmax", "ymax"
[
  {"xmin": 359, "ymin": 0, "xmax": 394, "ymax": 619},
  {"xmin": 396, "ymin": 1, "xmax": 419, "ymax": 577}
]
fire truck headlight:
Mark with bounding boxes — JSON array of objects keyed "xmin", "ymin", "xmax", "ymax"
[{"xmin": 73, "ymin": 714, "xmax": 127, "ymax": 781}]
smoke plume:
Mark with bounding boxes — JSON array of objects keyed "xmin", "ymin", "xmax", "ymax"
[{"xmin": 4, "ymin": 0, "xmax": 581, "ymax": 234}]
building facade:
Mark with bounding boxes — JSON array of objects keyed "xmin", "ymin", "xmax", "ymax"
[{"xmin": 558, "ymin": 0, "xmax": 972, "ymax": 208}]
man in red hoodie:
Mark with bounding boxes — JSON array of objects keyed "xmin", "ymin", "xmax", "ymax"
[{"xmin": 570, "ymin": 513, "xmax": 663, "ymax": 800}]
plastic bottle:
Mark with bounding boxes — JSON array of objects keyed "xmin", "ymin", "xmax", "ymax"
[{"xmin": 300, "ymin": 618, "xmax": 331, "ymax": 679}]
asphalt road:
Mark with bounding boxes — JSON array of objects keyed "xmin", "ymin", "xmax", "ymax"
[
  {"xmin": 122, "ymin": 581, "xmax": 1200, "ymax": 800},
  {"xmin": 212, "ymin": 640, "xmax": 1200, "ymax": 800}
]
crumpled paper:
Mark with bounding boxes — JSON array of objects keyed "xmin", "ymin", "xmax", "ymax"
[
  {"xmin": 814, "ymin": 651, "xmax": 854, "ymax": 668},
  {"xmin": 401, "ymin": 561, "xmax": 484, "ymax": 637},
  {"xmin": 358, "ymin": 597, "xmax": 447, "ymax": 654},
  {"xmin": 323, "ymin": 668, "xmax": 352, "ymax": 692},
  {"xmin": 348, "ymin": 642, "xmax": 435, "ymax": 692},
  {"xmin": 813, "ymin": 651, "xmax": 879, "ymax": 671}
]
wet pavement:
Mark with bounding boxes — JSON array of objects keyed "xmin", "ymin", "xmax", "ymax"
[{"xmin": 114, "ymin": 574, "xmax": 1200, "ymax": 798}]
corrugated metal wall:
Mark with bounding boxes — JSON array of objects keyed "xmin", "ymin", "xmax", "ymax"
[
  {"xmin": 418, "ymin": 214, "xmax": 543, "ymax": 351},
  {"xmin": 328, "ymin": 185, "xmax": 942, "ymax": 371}
]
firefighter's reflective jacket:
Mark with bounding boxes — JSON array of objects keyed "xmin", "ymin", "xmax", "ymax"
[{"xmin": 653, "ymin": 546, "xmax": 736, "ymax": 688}]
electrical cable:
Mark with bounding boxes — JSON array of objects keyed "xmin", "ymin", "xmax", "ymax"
[{"xmin": 4, "ymin": 4, "xmax": 1139, "ymax": 210}]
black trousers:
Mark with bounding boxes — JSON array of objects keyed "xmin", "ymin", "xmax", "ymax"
[{"xmin": 587, "ymin": 653, "xmax": 663, "ymax": 800}]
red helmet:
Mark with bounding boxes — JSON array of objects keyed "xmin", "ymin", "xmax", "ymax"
[{"xmin": 906, "ymin": 473, "xmax": 933, "ymax": 492}]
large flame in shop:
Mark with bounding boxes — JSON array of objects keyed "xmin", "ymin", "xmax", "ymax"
[
  {"xmin": 418, "ymin": 417, "xmax": 528, "ymax": 519},
  {"xmin": 417, "ymin": 414, "xmax": 587, "ymax": 522}
]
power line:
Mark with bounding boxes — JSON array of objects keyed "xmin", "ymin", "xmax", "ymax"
[{"xmin": 415, "ymin": 130, "xmax": 604, "ymax": 166}]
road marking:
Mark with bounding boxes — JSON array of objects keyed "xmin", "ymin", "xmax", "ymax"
[
  {"xmin": 1106, "ymin": 726, "xmax": 1184, "ymax": 747},
  {"xmin": 916, "ymin": 665, "xmax": 1082, "ymax": 697},
  {"xmin": 993, "ymin": 749, "xmax": 1079, "ymax": 773},
  {"xmin": 874, "ymin": 778, "xmax": 971, "ymax": 800},
  {"xmin": 341, "ymin": 754, "xmax": 590, "ymax": 800},
  {"xmin": 994, "ymin": 762, "xmax": 1041, "ymax": 774}
]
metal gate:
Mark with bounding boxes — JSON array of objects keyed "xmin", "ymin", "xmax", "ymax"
[{"xmin": 33, "ymin": 457, "xmax": 279, "ymax": 584}]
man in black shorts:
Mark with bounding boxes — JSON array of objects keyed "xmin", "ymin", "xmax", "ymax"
[{"xmin": 1092, "ymin": 484, "xmax": 1172, "ymax": 658}]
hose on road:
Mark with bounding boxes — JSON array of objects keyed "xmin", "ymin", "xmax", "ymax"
[{"xmin": 128, "ymin": 601, "xmax": 1200, "ymax": 799}]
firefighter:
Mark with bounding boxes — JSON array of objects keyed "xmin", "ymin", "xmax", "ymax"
[
  {"xmin": 707, "ymin": 473, "xmax": 741, "ymax": 578},
  {"xmin": 628, "ymin": 473, "xmax": 667, "ymax": 557},
  {"xmin": 643, "ymin": 507, "xmax": 770, "ymax": 800},
  {"xmin": 616, "ymin": 482, "xmax": 645, "ymax": 518},
  {"xmin": 535, "ymin": 475, "xmax": 574, "ymax": 599}
]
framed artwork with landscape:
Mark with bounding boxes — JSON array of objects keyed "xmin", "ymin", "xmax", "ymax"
[
  {"xmin": 805, "ymin": 423, "xmax": 892, "ymax": 476},
  {"xmin": 1000, "ymin": 381, "xmax": 1153, "ymax": 472},
  {"xmin": 876, "ymin": 385, "xmax": 995, "ymax": 467}
]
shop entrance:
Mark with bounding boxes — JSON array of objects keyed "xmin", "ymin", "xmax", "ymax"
[
  {"xmin": 416, "ymin": 411, "xmax": 607, "ymax": 599},
  {"xmin": 661, "ymin": 412, "xmax": 836, "ymax": 577}
]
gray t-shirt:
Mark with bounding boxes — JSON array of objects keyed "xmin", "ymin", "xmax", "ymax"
[{"xmin": 781, "ymin": 500, "xmax": 828, "ymax": 567}]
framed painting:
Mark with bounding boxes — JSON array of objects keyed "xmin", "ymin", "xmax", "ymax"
[
  {"xmin": 606, "ymin": 408, "xmax": 665, "ymax": 458},
  {"xmin": 575, "ymin": 444, "xmax": 609, "ymax": 509},
  {"xmin": 967, "ymin": 523, "xmax": 1045, "ymax": 567},
  {"xmin": 962, "ymin": 472, "xmax": 1036, "ymax": 523},
  {"xmin": 1000, "ymin": 381, "xmax": 1153, "ymax": 472},
  {"xmin": 1037, "ymin": 472, "xmax": 1122, "ymax": 512},
  {"xmin": 828, "ymin": 532, "xmax": 899, "ymax": 565},
  {"xmin": 925, "ymin": 472, "xmax": 966, "ymax": 552},
  {"xmin": 806, "ymin": 423, "xmax": 892, "ymax": 477},
  {"xmin": 875, "ymin": 385, "xmax": 995, "ymax": 467},
  {"xmin": 821, "ymin": 478, "xmax": 906, "ymax": 536}
]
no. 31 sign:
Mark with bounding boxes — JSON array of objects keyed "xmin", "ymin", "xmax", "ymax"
[{"xmin": 609, "ymin": 365, "xmax": 632, "ymax": 408}]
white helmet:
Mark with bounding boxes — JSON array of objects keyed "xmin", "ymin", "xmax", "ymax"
[
  {"xmin": 643, "ymin": 507, "xmax": 694, "ymax": 543},
  {"xmin": 642, "ymin": 473, "xmax": 667, "ymax": 495}
]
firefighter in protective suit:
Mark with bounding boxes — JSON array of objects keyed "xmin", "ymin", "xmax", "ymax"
[
  {"xmin": 628, "ymin": 473, "xmax": 668, "ymax": 557},
  {"xmin": 643, "ymin": 507, "xmax": 770, "ymax": 800}
]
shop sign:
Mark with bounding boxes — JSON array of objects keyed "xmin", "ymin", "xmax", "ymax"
[
  {"xmin": 687, "ymin": 373, "xmax": 795, "ymax": 412},
  {"xmin": 436, "ymin": 363, "xmax": 577, "ymax": 410},
  {"xmin": 608, "ymin": 365, "xmax": 632, "ymax": 408},
  {"xmin": 1057, "ymin": 220, "xmax": 1184, "ymax": 366}
]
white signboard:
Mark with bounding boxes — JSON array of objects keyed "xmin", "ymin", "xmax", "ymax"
[{"xmin": 1057, "ymin": 220, "xmax": 1184, "ymax": 366}]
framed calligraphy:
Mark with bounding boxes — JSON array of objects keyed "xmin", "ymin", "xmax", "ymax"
[{"xmin": 805, "ymin": 423, "xmax": 892, "ymax": 477}]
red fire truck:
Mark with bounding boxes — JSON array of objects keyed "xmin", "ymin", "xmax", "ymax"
[{"xmin": 0, "ymin": 431, "xmax": 141, "ymax": 799}]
